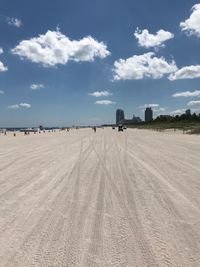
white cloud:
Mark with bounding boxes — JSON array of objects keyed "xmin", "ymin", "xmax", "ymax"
[
  {"xmin": 0, "ymin": 48, "xmax": 8, "ymax": 72},
  {"xmin": 141, "ymin": 104, "xmax": 160, "ymax": 108},
  {"xmin": 187, "ymin": 100, "xmax": 200, "ymax": 106},
  {"xmin": 155, "ymin": 107, "xmax": 166, "ymax": 112},
  {"xmin": 180, "ymin": 4, "xmax": 200, "ymax": 37},
  {"xmin": 8, "ymin": 104, "xmax": 20, "ymax": 109},
  {"xmin": 134, "ymin": 28, "xmax": 174, "ymax": 48},
  {"xmin": 169, "ymin": 65, "xmax": 200, "ymax": 80},
  {"xmin": 170, "ymin": 109, "xmax": 186, "ymax": 115},
  {"xmin": 20, "ymin": 103, "xmax": 31, "ymax": 108},
  {"xmin": 8, "ymin": 103, "xmax": 31, "ymax": 109},
  {"xmin": 30, "ymin": 83, "xmax": 45, "ymax": 90},
  {"xmin": 0, "ymin": 61, "xmax": 8, "ymax": 72},
  {"xmin": 95, "ymin": 100, "xmax": 115, "ymax": 105},
  {"xmin": 172, "ymin": 90, "xmax": 200, "ymax": 97},
  {"xmin": 140, "ymin": 104, "xmax": 165, "ymax": 114},
  {"xmin": 6, "ymin": 17, "xmax": 22, "ymax": 28},
  {"xmin": 153, "ymin": 107, "xmax": 166, "ymax": 115},
  {"xmin": 0, "ymin": 90, "xmax": 4, "ymax": 94},
  {"xmin": 89, "ymin": 90, "xmax": 112, "ymax": 97},
  {"xmin": 113, "ymin": 52, "xmax": 177, "ymax": 80},
  {"xmin": 12, "ymin": 30, "xmax": 110, "ymax": 67}
]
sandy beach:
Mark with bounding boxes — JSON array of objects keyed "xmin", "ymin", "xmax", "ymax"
[{"xmin": 0, "ymin": 128, "xmax": 200, "ymax": 266}]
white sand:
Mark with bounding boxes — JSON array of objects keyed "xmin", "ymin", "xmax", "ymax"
[{"xmin": 0, "ymin": 128, "xmax": 200, "ymax": 267}]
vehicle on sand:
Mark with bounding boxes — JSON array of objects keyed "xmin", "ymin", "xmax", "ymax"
[{"xmin": 118, "ymin": 125, "xmax": 123, "ymax": 132}]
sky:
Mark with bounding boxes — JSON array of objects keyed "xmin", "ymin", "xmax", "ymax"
[{"xmin": 1, "ymin": 0, "xmax": 200, "ymax": 127}]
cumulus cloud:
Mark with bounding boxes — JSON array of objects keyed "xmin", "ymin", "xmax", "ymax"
[
  {"xmin": 0, "ymin": 90, "xmax": 4, "ymax": 94},
  {"xmin": 187, "ymin": 100, "xmax": 200, "ymax": 106},
  {"xmin": 19, "ymin": 103, "xmax": 31, "ymax": 108},
  {"xmin": 6, "ymin": 17, "xmax": 22, "ymax": 28},
  {"xmin": 8, "ymin": 104, "xmax": 19, "ymax": 109},
  {"xmin": 89, "ymin": 90, "xmax": 112, "ymax": 97},
  {"xmin": 8, "ymin": 103, "xmax": 31, "ymax": 109},
  {"xmin": 95, "ymin": 100, "xmax": 115, "ymax": 105},
  {"xmin": 152, "ymin": 107, "xmax": 166, "ymax": 115},
  {"xmin": 30, "ymin": 83, "xmax": 45, "ymax": 90},
  {"xmin": 172, "ymin": 90, "xmax": 200, "ymax": 97},
  {"xmin": 0, "ymin": 61, "xmax": 8, "ymax": 72},
  {"xmin": 180, "ymin": 4, "xmax": 200, "ymax": 37},
  {"xmin": 113, "ymin": 52, "xmax": 177, "ymax": 80},
  {"xmin": 134, "ymin": 28, "xmax": 174, "ymax": 48},
  {"xmin": 0, "ymin": 48, "xmax": 8, "ymax": 72},
  {"xmin": 11, "ymin": 30, "xmax": 110, "ymax": 67},
  {"xmin": 169, "ymin": 65, "xmax": 200, "ymax": 80},
  {"xmin": 140, "ymin": 104, "xmax": 165, "ymax": 114},
  {"xmin": 155, "ymin": 107, "xmax": 166, "ymax": 112}
]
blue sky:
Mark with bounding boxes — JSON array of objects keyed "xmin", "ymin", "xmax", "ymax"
[{"xmin": 1, "ymin": 0, "xmax": 200, "ymax": 127}]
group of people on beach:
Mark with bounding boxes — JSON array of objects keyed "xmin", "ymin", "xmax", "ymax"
[{"xmin": 2, "ymin": 127, "xmax": 99, "ymax": 136}]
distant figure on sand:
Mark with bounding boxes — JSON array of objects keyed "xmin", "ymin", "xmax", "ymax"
[{"xmin": 93, "ymin": 126, "xmax": 96, "ymax": 133}]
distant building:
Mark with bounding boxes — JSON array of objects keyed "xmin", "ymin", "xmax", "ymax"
[
  {"xmin": 185, "ymin": 109, "xmax": 191, "ymax": 116},
  {"xmin": 116, "ymin": 109, "xmax": 125, "ymax": 124},
  {"xmin": 116, "ymin": 109, "xmax": 141, "ymax": 125},
  {"xmin": 145, "ymin": 107, "xmax": 153, "ymax": 122},
  {"xmin": 132, "ymin": 114, "xmax": 142, "ymax": 123},
  {"xmin": 124, "ymin": 114, "xmax": 142, "ymax": 124},
  {"xmin": 159, "ymin": 115, "xmax": 172, "ymax": 119}
]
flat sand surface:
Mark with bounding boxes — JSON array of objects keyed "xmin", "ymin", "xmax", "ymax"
[{"xmin": 0, "ymin": 128, "xmax": 200, "ymax": 267}]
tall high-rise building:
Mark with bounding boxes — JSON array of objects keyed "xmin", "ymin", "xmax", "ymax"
[
  {"xmin": 116, "ymin": 109, "xmax": 125, "ymax": 124},
  {"xmin": 145, "ymin": 107, "xmax": 153, "ymax": 122},
  {"xmin": 185, "ymin": 109, "xmax": 191, "ymax": 116}
]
